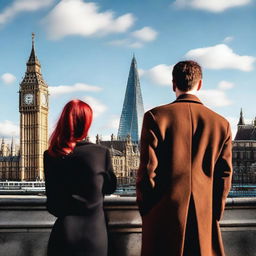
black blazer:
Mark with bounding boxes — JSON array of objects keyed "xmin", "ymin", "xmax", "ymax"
[{"xmin": 44, "ymin": 141, "xmax": 117, "ymax": 217}]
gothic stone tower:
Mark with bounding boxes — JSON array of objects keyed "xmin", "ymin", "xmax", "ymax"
[
  {"xmin": 19, "ymin": 34, "xmax": 49, "ymax": 180},
  {"xmin": 117, "ymin": 56, "xmax": 144, "ymax": 142}
]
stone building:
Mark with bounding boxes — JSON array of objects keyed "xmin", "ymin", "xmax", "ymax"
[
  {"xmin": 0, "ymin": 34, "xmax": 49, "ymax": 181},
  {"xmin": 232, "ymin": 109, "xmax": 256, "ymax": 185},
  {"xmin": 96, "ymin": 134, "xmax": 140, "ymax": 185},
  {"xmin": 0, "ymin": 138, "xmax": 20, "ymax": 180}
]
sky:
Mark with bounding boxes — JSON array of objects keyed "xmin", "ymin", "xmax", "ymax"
[{"xmin": 0, "ymin": 0, "xmax": 255, "ymax": 145}]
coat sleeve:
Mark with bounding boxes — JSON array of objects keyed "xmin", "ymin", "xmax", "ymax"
[
  {"xmin": 102, "ymin": 148, "xmax": 117, "ymax": 195},
  {"xmin": 43, "ymin": 151, "xmax": 70, "ymax": 217},
  {"xmin": 136, "ymin": 111, "xmax": 159, "ymax": 216},
  {"xmin": 213, "ymin": 122, "xmax": 233, "ymax": 221}
]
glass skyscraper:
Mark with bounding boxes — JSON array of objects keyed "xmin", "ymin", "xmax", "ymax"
[{"xmin": 117, "ymin": 56, "xmax": 145, "ymax": 142}]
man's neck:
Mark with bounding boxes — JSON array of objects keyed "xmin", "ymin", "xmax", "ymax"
[{"xmin": 175, "ymin": 89, "xmax": 197, "ymax": 98}]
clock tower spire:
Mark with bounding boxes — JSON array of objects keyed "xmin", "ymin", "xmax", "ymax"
[{"xmin": 19, "ymin": 33, "xmax": 49, "ymax": 180}]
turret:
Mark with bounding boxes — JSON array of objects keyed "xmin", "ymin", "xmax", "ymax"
[
  {"xmin": 1, "ymin": 138, "xmax": 9, "ymax": 157},
  {"xmin": 238, "ymin": 108, "xmax": 245, "ymax": 128},
  {"xmin": 10, "ymin": 137, "xmax": 16, "ymax": 156}
]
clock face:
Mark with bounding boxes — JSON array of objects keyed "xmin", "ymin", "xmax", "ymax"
[
  {"xmin": 24, "ymin": 93, "xmax": 34, "ymax": 105},
  {"xmin": 41, "ymin": 93, "xmax": 48, "ymax": 106}
]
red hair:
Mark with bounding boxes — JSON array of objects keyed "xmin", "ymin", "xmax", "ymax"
[{"xmin": 48, "ymin": 99, "xmax": 93, "ymax": 157}]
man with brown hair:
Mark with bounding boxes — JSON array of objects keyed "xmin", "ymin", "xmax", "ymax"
[{"xmin": 136, "ymin": 60, "xmax": 232, "ymax": 256}]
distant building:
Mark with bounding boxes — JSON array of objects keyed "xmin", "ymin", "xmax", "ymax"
[
  {"xmin": 0, "ymin": 138, "xmax": 20, "ymax": 180},
  {"xmin": 99, "ymin": 56, "xmax": 144, "ymax": 186},
  {"xmin": 0, "ymin": 34, "xmax": 49, "ymax": 181},
  {"xmin": 117, "ymin": 56, "xmax": 144, "ymax": 142},
  {"xmin": 232, "ymin": 109, "xmax": 256, "ymax": 185},
  {"xmin": 96, "ymin": 134, "xmax": 139, "ymax": 185}
]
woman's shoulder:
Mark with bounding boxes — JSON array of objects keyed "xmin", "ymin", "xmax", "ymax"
[
  {"xmin": 43, "ymin": 142, "xmax": 110, "ymax": 160},
  {"xmin": 74, "ymin": 141, "xmax": 110, "ymax": 155}
]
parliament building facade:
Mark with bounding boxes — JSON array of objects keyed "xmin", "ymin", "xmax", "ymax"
[{"xmin": 232, "ymin": 109, "xmax": 256, "ymax": 185}]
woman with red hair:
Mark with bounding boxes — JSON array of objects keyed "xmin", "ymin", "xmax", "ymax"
[{"xmin": 44, "ymin": 99, "xmax": 117, "ymax": 256}]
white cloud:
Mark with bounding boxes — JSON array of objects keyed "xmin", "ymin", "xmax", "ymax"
[
  {"xmin": 0, "ymin": 120, "xmax": 19, "ymax": 137},
  {"xmin": 42, "ymin": 0, "xmax": 135, "ymax": 40},
  {"xmin": 218, "ymin": 80, "xmax": 234, "ymax": 90},
  {"xmin": 49, "ymin": 83, "xmax": 102, "ymax": 97},
  {"xmin": 0, "ymin": 0, "xmax": 54, "ymax": 24},
  {"xmin": 81, "ymin": 96, "xmax": 107, "ymax": 118},
  {"xmin": 185, "ymin": 44, "xmax": 255, "ymax": 71},
  {"xmin": 128, "ymin": 42, "xmax": 144, "ymax": 48},
  {"xmin": 173, "ymin": 0, "xmax": 251, "ymax": 13},
  {"xmin": 104, "ymin": 115, "xmax": 120, "ymax": 129},
  {"xmin": 108, "ymin": 39, "xmax": 143, "ymax": 48},
  {"xmin": 1, "ymin": 73, "xmax": 16, "ymax": 84},
  {"xmin": 223, "ymin": 36, "xmax": 234, "ymax": 43},
  {"xmin": 108, "ymin": 26, "xmax": 157, "ymax": 48},
  {"xmin": 131, "ymin": 26, "xmax": 158, "ymax": 42},
  {"xmin": 140, "ymin": 64, "xmax": 173, "ymax": 86},
  {"xmin": 196, "ymin": 89, "xmax": 232, "ymax": 107}
]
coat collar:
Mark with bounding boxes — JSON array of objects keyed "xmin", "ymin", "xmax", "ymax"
[
  {"xmin": 76, "ymin": 140, "xmax": 93, "ymax": 146},
  {"xmin": 173, "ymin": 93, "xmax": 203, "ymax": 105}
]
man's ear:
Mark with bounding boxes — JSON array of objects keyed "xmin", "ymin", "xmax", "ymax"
[
  {"xmin": 172, "ymin": 80, "xmax": 176, "ymax": 92},
  {"xmin": 197, "ymin": 79, "xmax": 202, "ymax": 91}
]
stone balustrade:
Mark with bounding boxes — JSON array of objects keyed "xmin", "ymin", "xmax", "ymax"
[{"xmin": 0, "ymin": 196, "xmax": 255, "ymax": 256}]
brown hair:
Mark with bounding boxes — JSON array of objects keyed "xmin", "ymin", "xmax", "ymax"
[{"xmin": 172, "ymin": 60, "xmax": 202, "ymax": 92}]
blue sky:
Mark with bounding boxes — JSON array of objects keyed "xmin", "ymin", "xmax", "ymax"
[{"xmin": 0, "ymin": 0, "xmax": 255, "ymax": 144}]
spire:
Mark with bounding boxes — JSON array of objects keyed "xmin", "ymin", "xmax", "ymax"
[
  {"xmin": 11, "ymin": 137, "xmax": 15, "ymax": 156},
  {"xmin": 131, "ymin": 54, "xmax": 137, "ymax": 68},
  {"xmin": 238, "ymin": 108, "xmax": 245, "ymax": 126},
  {"xmin": 26, "ymin": 32, "xmax": 41, "ymax": 72},
  {"xmin": 1, "ymin": 138, "xmax": 7, "ymax": 156},
  {"xmin": 117, "ymin": 56, "xmax": 144, "ymax": 142}
]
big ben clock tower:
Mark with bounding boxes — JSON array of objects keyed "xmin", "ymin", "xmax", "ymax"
[{"xmin": 19, "ymin": 33, "xmax": 49, "ymax": 180}]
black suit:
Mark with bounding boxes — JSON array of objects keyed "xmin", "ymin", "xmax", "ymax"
[{"xmin": 44, "ymin": 141, "xmax": 117, "ymax": 256}]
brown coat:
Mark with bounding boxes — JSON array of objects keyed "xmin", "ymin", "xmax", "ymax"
[{"xmin": 136, "ymin": 94, "xmax": 232, "ymax": 256}]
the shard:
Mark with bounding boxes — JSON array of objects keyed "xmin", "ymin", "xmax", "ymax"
[{"xmin": 117, "ymin": 56, "xmax": 144, "ymax": 142}]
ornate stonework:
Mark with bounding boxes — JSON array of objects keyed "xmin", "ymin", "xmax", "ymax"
[
  {"xmin": 96, "ymin": 134, "xmax": 140, "ymax": 186},
  {"xmin": 19, "ymin": 34, "xmax": 49, "ymax": 180},
  {"xmin": 232, "ymin": 109, "xmax": 256, "ymax": 185},
  {"xmin": 0, "ymin": 34, "xmax": 49, "ymax": 181}
]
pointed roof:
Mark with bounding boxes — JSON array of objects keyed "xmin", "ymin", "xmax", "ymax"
[
  {"xmin": 238, "ymin": 108, "xmax": 245, "ymax": 126},
  {"xmin": 234, "ymin": 125, "xmax": 256, "ymax": 140},
  {"xmin": 11, "ymin": 137, "xmax": 14, "ymax": 149},
  {"xmin": 27, "ymin": 32, "xmax": 40, "ymax": 66},
  {"xmin": 234, "ymin": 109, "xmax": 256, "ymax": 140},
  {"xmin": 117, "ymin": 55, "xmax": 144, "ymax": 142},
  {"xmin": 20, "ymin": 33, "xmax": 47, "ymax": 87}
]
